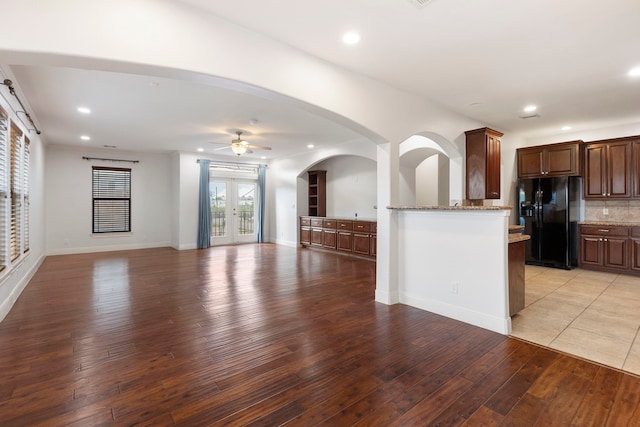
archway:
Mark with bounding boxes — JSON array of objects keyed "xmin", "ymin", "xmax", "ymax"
[{"xmin": 399, "ymin": 133, "xmax": 462, "ymax": 206}]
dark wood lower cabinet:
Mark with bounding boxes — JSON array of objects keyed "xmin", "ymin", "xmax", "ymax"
[
  {"xmin": 300, "ymin": 227, "xmax": 310, "ymax": 245},
  {"xmin": 632, "ymin": 238, "xmax": 640, "ymax": 271},
  {"xmin": 337, "ymin": 231, "xmax": 353, "ymax": 252},
  {"xmin": 508, "ymin": 240, "xmax": 525, "ymax": 316},
  {"xmin": 352, "ymin": 233, "xmax": 371, "ymax": 256},
  {"xmin": 322, "ymin": 229, "xmax": 337, "ymax": 249},
  {"xmin": 579, "ymin": 224, "xmax": 635, "ymax": 274},
  {"xmin": 300, "ymin": 216, "xmax": 376, "ymax": 259},
  {"xmin": 310, "ymin": 228, "xmax": 323, "ymax": 246}
]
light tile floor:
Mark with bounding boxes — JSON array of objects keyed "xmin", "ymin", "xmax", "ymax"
[{"xmin": 510, "ymin": 265, "xmax": 640, "ymax": 376}]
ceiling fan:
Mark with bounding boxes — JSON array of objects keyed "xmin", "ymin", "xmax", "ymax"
[{"xmin": 211, "ymin": 131, "xmax": 272, "ymax": 156}]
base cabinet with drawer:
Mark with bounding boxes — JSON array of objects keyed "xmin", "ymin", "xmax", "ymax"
[
  {"xmin": 300, "ymin": 216, "xmax": 376, "ymax": 259},
  {"xmin": 579, "ymin": 224, "xmax": 635, "ymax": 273}
]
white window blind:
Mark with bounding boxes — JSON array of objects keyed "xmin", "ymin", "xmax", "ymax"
[
  {"xmin": 23, "ymin": 137, "xmax": 30, "ymax": 253},
  {"xmin": 9, "ymin": 122, "xmax": 22, "ymax": 262},
  {"xmin": 92, "ymin": 167, "xmax": 131, "ymax": 233},
  {"xmin": 0, "ymin": 108, "xmax": 8, "ymax": 270}
]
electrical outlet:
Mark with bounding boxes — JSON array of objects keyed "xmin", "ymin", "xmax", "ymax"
[
  {"xmin": 451, "ymin": 282, "xmax": 459, "ymax": 294},
  {"xmin": 603, "ymin": 208, "xmax": 609, "ymax": 215}
]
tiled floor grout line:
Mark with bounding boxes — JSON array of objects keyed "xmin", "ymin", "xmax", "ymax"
[
  {"xmin": 512, "ymin": 266, "xmax": 640, "ymax": 373},
  {"xmin": 546, "ymin": 275, "xmax": 583, "ymax": 347}
]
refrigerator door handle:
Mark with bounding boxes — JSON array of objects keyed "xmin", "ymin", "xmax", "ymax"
[{"xmin": 537, "ymin": 190, "xmax": 543, "ymax": 227}]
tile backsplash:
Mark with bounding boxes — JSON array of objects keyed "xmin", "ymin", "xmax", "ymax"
[{"xmin": 584, "ymin": 200, "xmax": 640, "ymax": 222}]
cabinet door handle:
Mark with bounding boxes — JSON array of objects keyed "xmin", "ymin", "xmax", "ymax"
[
  {"xmin": 598, "ymin": 229, "xmax": 609, "ymax": 232},
  {"xmin": 604, "ymin": 238, "xmax": 608, "ymax": 242}
]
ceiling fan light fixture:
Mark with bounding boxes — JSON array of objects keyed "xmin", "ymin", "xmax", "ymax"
[{"xmin": 231, "ymin": 143, "xmax": 247, "ymax": 155}]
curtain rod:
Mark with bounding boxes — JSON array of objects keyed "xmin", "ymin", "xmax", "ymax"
[
  {"xmin": 82, "ymin": 156, "xmax": 139, "ymax": 164},
  {"xmin": 1, "ymin": 79, "xmax": 41, "ymax": 135},
  {"xmin": 197, "ymin": 158, "xmax": 265, "ymax": 167}
]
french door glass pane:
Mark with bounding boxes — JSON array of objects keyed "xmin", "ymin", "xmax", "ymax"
[
  {"xmin": 210, "ymin": 182, "xmax": 227, "ymax": 237},
  {"xmin": 237, "ymin": 183, "xmax": 255, "ymax": 236}
]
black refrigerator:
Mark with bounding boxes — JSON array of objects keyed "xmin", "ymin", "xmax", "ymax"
[{"xmin": 517, "ymin": 176, "xmax": 581, "ymax": 269}]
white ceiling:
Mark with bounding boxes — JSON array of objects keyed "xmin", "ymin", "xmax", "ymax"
[{"xmin": 6, "ymin": 0, "xmax": 640, "ymax": 158}]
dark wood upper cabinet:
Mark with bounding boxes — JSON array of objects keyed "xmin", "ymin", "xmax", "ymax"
[
  {"xmin": 584, "ymin": 139, "xmax": 631, "ymax": 199},
  {"xmin": 632, "ymin": 140, "xmax": 640, "ymax": 198},
  {"xmin": 465, "ymin": 127, "xmax": 503, "ymax": 200},
  {"xmin": 517, "ymin": 141, "xmax": 582, "ymax": 178}
]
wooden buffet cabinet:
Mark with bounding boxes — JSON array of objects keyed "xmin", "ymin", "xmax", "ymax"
[{"xmin": 300, "ymin": 216, "xmax": 376, "ymax": 259}]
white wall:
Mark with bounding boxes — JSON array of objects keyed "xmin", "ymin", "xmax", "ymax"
[
  {"xmin": 399, "ymin": 165, "xmax": 416, "ymax": 206},
  {"xmin": 398, "ymin": 209, "xmax": 511, "ymax": 334},
  {"xmin": 315, "ymin": 155, "xmax": 377, "ymax": 219},
  {"xmin": 45, "ymin": 145, "xmax": 171, "ymax": 254},
  {"xmin": 0, "ymin": 76, "xmax": 46, "ymax": 322},
  {"xmin": 416, "ymin": 156, "xmax": 439, "ymax": 205}
]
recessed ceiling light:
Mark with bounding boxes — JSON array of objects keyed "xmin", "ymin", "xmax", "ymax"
[
  {"xmin": 342, "ymin": 32, "xmax": 360, "ymax": 45},
  {"xmin": 561, "ymin": 126, "xmax": 572, "ymax": 131},
  {"xmin": 260, "ymin": 156, "xmax": 266, "ymax": 160},
  {"xmin": 307, "ymin": 144, "xmax": 315, "ymax": 148},
  {"xmin": 523, "ymin": 105, "xmax": 537, "ymax": 113},
  {"xmin": 77, "ymin": 107, "xmax": 91, "ymax": 114},
  {"xmin": 628, "ymin": 66, "xmax": 640, "ymax": 77},
  {"xmin": 80, "ymin": 135, "xmax": 91, "ymax": 141},
  {"xmin": 197, "ymin": 148, "xmax": 204, "ymax": 152}
]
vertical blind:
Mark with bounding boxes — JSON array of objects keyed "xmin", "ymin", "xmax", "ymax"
[
  {"xmin": 92, "ymin": 166, "xmax": 131, "ymax": 233},
  {"xmin": 9, "ymin": 122, "xmax": 22, "ymax": 262},
  {"xmin": 0, "ymin": 108, "xmax": 7, "ymax": 269}
]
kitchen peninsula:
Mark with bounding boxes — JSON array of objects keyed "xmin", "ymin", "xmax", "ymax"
[{"xmin": 386, "ymin": 205, "xmax": 521, "ymax": 334}]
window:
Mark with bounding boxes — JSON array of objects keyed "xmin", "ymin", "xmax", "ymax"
[
  {"xmin": 23, "ymin": 138, "xmax": 30, "ymax": 253},
  {"xmin": 0, "ymin": 108, "xmax": 7, "ymax": 269},
  {"xmin": 0, "ymin": 109, "xmax": 31, "ymax": 270},
  {"xmin": 9, "ymin": 122, "xmax": 22, "ymax": 262},
  {"xmin": 92, "ymin": 167, "xmax": 131, "ymax": 233}
]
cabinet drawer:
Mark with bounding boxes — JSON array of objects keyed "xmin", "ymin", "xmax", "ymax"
[
  {"xmin": 310, "ymin": 218, "xmax": 324, "ymax": 227},
  {"xmin": 300, "ymin": 217, "xmax": 311, "ymax": 226},
  {"xmin": 323, "ymin": 219, "xmax": 336, "ymax": 229},
  {"xmin": 580, "ymin": 225, "xmax": 629, "ymax": 237},
  {"xmin": 337, "ymin": 220, "xmax": 353, "ymax": 230},
  {"xmin": 353, "ymin": 222, "xmax": 370, "ymax": 233}
]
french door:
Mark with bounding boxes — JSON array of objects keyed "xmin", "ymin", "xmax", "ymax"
[{"xmin": 210, "ymin": 179, "xmax": 257, "ymax": 245}]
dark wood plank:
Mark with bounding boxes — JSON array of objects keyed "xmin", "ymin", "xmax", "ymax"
[
  {"xmin": 571, "ymin": 367, "xmax": 622, "ymax": 426},
  {"xmin": 0, "ymin": 244, "xmax": 638, "ymax": 426}
]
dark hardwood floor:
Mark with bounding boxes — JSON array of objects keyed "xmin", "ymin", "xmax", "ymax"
[{"xmin": 1, "ymin": 244, "xmax": 639, "ymax": 426}]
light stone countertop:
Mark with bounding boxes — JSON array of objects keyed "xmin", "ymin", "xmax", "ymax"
[
  {"xmin": 579, "ymin": 221, "xmax": 640, "ymax": 227},
  {"xmin": 387, "ymin": 205, "xmax": 512, "ymax": 211},
  {"xmin": 509, "ymin": 234, "xmax": 531, "ymax": 244}
]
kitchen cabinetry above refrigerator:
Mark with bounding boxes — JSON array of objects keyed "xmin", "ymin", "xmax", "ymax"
[{"xmin": 517, "ymin": 141, "xmax": 582, "ymax": 178}]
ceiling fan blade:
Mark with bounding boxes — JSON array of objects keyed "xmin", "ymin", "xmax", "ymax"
[
  {"xmin": 211, "ymin": 146, "xmax": 231, "ymax": 151},
  {"xmin": 245, "ymin": 144, "xmax": 272, "ymax": 150}
]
